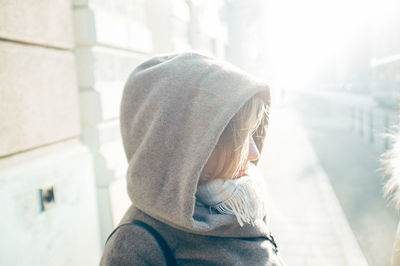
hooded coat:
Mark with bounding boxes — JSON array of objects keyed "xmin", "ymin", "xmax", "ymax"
[{"xmin": 100, "ymin": 51, "xmax": 286, "ymax": 265}]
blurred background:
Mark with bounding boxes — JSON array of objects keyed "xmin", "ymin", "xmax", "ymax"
[{"xmin": 0, "ymin": 0, "xmax": 399, "ymax": 265}]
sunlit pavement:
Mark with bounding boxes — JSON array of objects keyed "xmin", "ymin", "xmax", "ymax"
[
  {"xmin": 259, "ymin": 94, "xmax": 369, "ymax": 266},
  {"xmin": 294, "ymin": 91, "xmax": 399, "ymax": 266}
]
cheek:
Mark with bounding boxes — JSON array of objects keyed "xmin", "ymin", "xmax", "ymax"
[
  {"xmin": 248, "ymin": 144, "xmax": 257, "ymax": 156},
  {"xmin": 248, "ymin": 138, "xmax": 260, "ymax": 158}
]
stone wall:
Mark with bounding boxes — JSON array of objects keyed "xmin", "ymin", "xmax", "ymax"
[{"xmin": 0, "ymin": 0, "xmax": 101, "ymax": 265}]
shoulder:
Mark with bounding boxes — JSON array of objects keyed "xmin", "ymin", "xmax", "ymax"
[{"xmin": 100, "ymin": 223, "xmax": 167, "ymax": 266}]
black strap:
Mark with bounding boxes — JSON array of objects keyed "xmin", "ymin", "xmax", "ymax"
[
  {"xmin": 267, "ymin": 233, "xmax": 279, "ymax": 253},
  {"xmin": 237, "ymin": 233, "xmax": 279, "ymax": 254},
  {"xmin": 105, "ymin": 220, "xmax": 177, "ymax": 266}
]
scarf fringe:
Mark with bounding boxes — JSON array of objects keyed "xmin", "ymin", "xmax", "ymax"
[{"xmin": 213, "ymin": 180, "xmax": 266, "ymax": 227}]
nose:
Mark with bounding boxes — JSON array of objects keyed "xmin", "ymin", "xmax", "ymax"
[{"xmin": 247, "ymin": 136, "xmax": 260, "ymax": 161}]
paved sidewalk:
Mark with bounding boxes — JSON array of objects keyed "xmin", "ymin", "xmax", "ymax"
[{"xmin": 258, "ymin": 105, "xmax": 369, "ymax": 266}]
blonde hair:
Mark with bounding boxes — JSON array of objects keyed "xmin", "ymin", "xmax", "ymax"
[{"xmin": 200, "ymin": 92, "xmax": 269, "ymax": 182}]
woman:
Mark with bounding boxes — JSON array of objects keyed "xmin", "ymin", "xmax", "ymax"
[{"xmin": 100, "ymin": 51, "xmax": 286, "ymax": 265}]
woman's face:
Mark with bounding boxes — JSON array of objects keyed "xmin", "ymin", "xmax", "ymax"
[
  {"xmin": 200, "ymin": 96, "xmax": 264, "ymax": 182},
  {"xmin": 236, "ymin": 135, "xmax": 260, "ymax": 178},
  {"xmin": 201, "ymin": 134, "xmax": 260, "ymax": 181}
]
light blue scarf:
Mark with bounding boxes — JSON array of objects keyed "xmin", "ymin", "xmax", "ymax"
[{"xmin": 196, "ymin": 162, "xmax": 269, "ymax": 227}]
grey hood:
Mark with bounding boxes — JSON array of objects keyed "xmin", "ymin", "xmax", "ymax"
[{"xmin": 120, "ymin": 51, "xmax": 271, "ymax": 236}]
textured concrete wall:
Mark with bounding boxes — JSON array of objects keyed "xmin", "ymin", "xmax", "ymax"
[
  {"xmin": 0, "ymin": 0, "xmax": 74, "ymax": 49},
  {"xmin": 0, "ymin": 0, "xmax": 102, "ymax": 265},
  {"xmin": 74, "ymin": 3, "xmax": 151, "ymax": 52},
  {"xmin": 0, "ymin": 140, "xmax": 101, "ymax": 266},
  {"xmin": 0, "ymin": 41, "xmax": 80, "ymax": 156},
  {"xmin": 0, "ymin": 0, "xmax": 79, "ymax": 156}
]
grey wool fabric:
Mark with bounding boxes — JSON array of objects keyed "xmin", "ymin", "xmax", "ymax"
[{"xmin": 100, "ymin": 51, "xmax": 286, "ymax": 265}]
